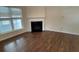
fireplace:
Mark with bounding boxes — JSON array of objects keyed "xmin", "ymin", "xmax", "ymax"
[{"xmin": 31, "ymin": 21, "xmax": 42, "ymax": 32}]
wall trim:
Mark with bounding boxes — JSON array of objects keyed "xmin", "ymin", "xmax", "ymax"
[{"xmin": 45, "ymin": 30, "xmax": 79, "ymax": 36}]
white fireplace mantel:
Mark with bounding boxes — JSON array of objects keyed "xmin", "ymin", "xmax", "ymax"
[{"xmin": 27, "ymin": 17, "xmax": 45, "ymax": 32}]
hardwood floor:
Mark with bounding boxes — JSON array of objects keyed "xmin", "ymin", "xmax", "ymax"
[{"xmin": 0, "ymin": 31, "xmax": 79, "ymax": 52}]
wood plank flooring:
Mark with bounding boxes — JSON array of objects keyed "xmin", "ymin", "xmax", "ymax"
[{"xmin": 0, "ymin": 31, "xmax": 79, "ymax": 52}]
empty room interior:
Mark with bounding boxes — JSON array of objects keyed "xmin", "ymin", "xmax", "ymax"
[{"xmin": 0, "ymin": 6, "xmax": 79, "ymax": 52}]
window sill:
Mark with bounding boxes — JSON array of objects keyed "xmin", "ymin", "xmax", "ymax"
[{"xmin": 0, "ymin": 28, "xmax": 23, "ymax": 36}]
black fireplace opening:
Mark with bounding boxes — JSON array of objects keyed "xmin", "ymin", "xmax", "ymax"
[{"xmin": 31, "ymin": 21, "xmax": 42, "ymax": 32}]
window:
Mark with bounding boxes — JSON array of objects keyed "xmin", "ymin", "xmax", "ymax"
[
  {"xmin": 0, "ymin": 7, "xmax": 10, "ymax": 18},
  {"xmin": 0, "ymin": 20, "xmax": 12, "ymax": 33},
  {"xmin": 0, "ymin": 7, "xmax": 23, "ymax": 34},
  {"xmin": 11, "ymin": 8, "xmax": 22, "ymax": 18},
  {"xmin": 13, "ymin": 19, "xmax": 22, "ymax": 30}
]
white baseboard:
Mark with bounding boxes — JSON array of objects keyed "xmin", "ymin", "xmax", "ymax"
[
  {"xmin": 45, "ymin": 29, "xmax": 79, "ymax": 36},
  {"xmin": 26, "ymin": 29, "xmax": 79, "ymax": 35}
]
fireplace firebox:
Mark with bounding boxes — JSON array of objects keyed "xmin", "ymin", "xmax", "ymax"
[{"xmin": 31, "ymin": 21, "xmax": 42, "ymax": 32}]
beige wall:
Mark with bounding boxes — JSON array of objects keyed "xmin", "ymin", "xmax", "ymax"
[
  {"xmin": 25, "ymin": 6, "xmax": 64, "ymax": 32},
  {"xmin": 26, "ymin": 6, "xmax": 45, "ymax": 18},
  {"xmin": 62, "ymin": 7, "xmax": 79, "ymax": 34},
  {"xmin": 45, "ymin": 7, "xmax": 63, "ymax": 32},
  {"xmin": 25, "ymin": 6, "xmax": 79, "ymax": 35}
]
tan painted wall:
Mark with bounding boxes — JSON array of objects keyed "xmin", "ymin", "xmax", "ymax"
[
  {"xmin": 62, "ymin": 7, "xmax": 79, "ymax": 34},
  {"xmin": 25, "ymin": 6, "xmax": 79, "ymax": 35},
  {"xmin": 26, "ymin": 6, "xmax": 45, "ymax": 18},
  {"xmin": 25, "ymin": 6, "xmax": 64, "ymax": 32},
  {"xmin": 45, "ymin": 7, "xmax": 63, "ymax": 32}
]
